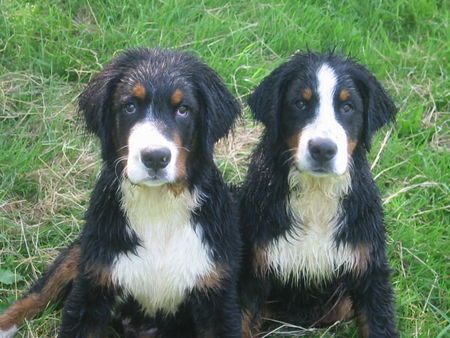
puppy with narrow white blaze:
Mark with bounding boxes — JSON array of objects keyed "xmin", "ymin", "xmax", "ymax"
[
  {"xmin": 296, "ymin": 64, "xmax": 350, "ymax": 176},
  {"xmin": 241, "ymin": 51, "xmax": 398, "ymax": 337},
  {"xmin": 126, "ymin": 122, "xmax": 179, "ymax": 186}
]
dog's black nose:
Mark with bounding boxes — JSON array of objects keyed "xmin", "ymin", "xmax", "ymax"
[
  {"xmin": 141, "ymin": 148, "xmax": 171, "ymax": 170},
  {"xmin": 308, "ymin": 139, "xmax": 337, "ymax": 163}
]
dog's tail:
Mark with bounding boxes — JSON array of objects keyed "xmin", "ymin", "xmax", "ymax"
[{"xmin": 0, "ymin": 240, "xmax": 80, "ymax": 336}]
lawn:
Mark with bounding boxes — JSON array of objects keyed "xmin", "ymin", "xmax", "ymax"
[{"xmin": 0, "ymin": 0, "xmax": 448, "ymax": 336}]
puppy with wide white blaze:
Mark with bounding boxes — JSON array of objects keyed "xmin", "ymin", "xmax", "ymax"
[
  {"xmin": 0, "ymin": 48, "xmax": 242, "ymax": 338},
  {"xmin": 240, "ymin": 52, "xmax": 398, "ymax": 337}
]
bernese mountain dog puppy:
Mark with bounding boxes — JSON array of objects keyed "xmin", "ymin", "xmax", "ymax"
[
  {"xmin": 0, "ymin": 48, "xmax": 242, "ymax": 338},
  {"xmin": 239, "ymin": 52, "xmax": 398, "ymax": 337}
]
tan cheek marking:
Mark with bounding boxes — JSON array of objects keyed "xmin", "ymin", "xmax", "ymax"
[
  {"xmin": 286, "ymin": 131, "xmax": 302, "ymax": 161},
  {"xmin": 171, "ymin": 89, "xmax": 184, "ymax": 105},
  {"xmin": 0, "ymin": 245, "xmax": 81, "ymax": 330},
  {"xmin": 132, "ymin": 84, "xmax": 146, "ymax": 100},
  {"xmin": 173, "ymin": 132, "xmax": 187, "ymax": 180},
  {"xmin": 347, "ymin": 139, "xmax": 357, "ymax": 155},
  {"xmin": 302, "ymin": 88, "xmax": 312, "ymax": 101},
  {"xmin": 339, "ymin": 89, "xmax": 350, "ymax": 101}
]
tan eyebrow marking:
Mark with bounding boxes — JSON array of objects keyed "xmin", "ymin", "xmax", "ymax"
[
  {"xmin": 171, "ymin": 89, "xmax": 184, "ymax": 105},
  {"xmin": 132, "ymin": 84, "xmax": 146, "ymax": 100},
  {"xmin": 339, "ymin": 89, "xmax": 350, "ymax": 101},
  {"xmin": 302, "ymin": 88, "xmax": 313, "ymax": 101}
]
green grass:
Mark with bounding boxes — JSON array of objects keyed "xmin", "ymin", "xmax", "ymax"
[{"xmin": 0, "ymin": 0, "xmax": 448, "ymax": 336}]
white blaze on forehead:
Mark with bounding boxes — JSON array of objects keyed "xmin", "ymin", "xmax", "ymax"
[
  {"xmin": 317, "ymin": 64, "xmax": 338, "ymax": 118},
  {"xmin": 126, "ymin": 121, "xmax": 179, "ymax": 185},
  {"xmin": 295, "ymin": 63, "xmax": 349, "ymax": 175}
]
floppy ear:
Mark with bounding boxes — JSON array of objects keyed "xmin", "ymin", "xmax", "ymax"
[
  {"xmin": 351, "ymin": 64, "xmax": 397, "ymax": 150},
  {"xmin": 78, "ymin": 65, "xmax": 122, "ymax": 138},
  {"xmin": 194, "ymin": 66, "xmax": 241, "ymax": 151},
  {"xmin": 78, "ymin": 54, "xmax": 129, "ymax": 162},
  {"xmin": 248, "ymin": 63, "xmax": 290, "ymax": 140}
]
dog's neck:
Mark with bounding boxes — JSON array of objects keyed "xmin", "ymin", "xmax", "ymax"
[
  {"xmin": 287, "ymin": 168, "xmax": 351, "ymax": 231},
  {"xmin": 119, "ymin": 180, "xmax": 202, "ymax": 234},
  {"xmin": 113, "ymin": 180, "xmax": 213, "ymax": 316}
]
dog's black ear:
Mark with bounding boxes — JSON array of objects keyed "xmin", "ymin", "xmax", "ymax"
[
  {"xmin": 248, "ymin": 63, "xmax": 290, "ymax": 140},
  {"xmin": 194, "ymin": 65, "xmax": 241, "ymax": 151},
  {"xmin": 350, "ymin": 64, "xmax": 397, "ymax": 150},
  {"xmin": 78, "ymin": 54, "xmax": 129, "ymax": 162},
  {"xmin": 78, "ymin": 64, "xmax": 122, "ymax": 138}
]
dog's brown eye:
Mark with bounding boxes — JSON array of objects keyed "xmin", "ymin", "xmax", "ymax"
[
  {"xmin": 176, "ymin": 105, "xmax": 189, "ymax": 117},
  {"xmin": 296, "ymin": 100, "xmax": 307, "ymax": 110},
  {"xmin": 341, "ymin": 103, "xmax": 353, "ymax": 114},
  {"xmin": 124, "ymin": 103, "xmax": 136, "ymax": 114}
]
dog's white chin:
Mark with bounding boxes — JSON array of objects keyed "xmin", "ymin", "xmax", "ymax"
[
  {"xmin": 126, "ymin": 164, "xmax": 175, "ymax": 187},
  {"xmin": 127, "ymin": 176, "xmax": 171, "ymax": 188},
  {"xmin": 295, "ymin": 164, "xmax": 348, "ymax": 178},
  {"xmin": 139, "ymin": 179, "xmax": 169, "ymax": 187}
]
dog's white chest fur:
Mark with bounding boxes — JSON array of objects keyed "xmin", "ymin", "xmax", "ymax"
[
  {"xmin": 112, "ymin": 182, "xmax": 214, "ymax": 315},
  {"xmin": 267, "ymin": 170, "xmax": 358, "ymax": 284}
]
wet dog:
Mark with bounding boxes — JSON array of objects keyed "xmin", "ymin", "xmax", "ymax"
[
  {"xmin": 0, "ymin": 48, "xmax": 242, "ymax": 338},
  {"xmin": 239, "ymin": 52, "xmax": 398, "ymax": 337}
]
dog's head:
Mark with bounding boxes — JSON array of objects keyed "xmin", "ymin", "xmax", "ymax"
[
  {"xmin": 79, "ymin": 48, "xmax": 240, "ymax": 187},
  {"xmin": 249, "ymin": 52, "xmax": 396, "ymax": 176}
]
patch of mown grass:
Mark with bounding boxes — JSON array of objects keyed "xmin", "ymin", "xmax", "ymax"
[{"xmin": 1, "ymin": 0, "xmax": 448, "ymax": 336}]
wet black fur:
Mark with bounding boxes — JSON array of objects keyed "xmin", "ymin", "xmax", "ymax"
[
  {"xmin": 239, "ymin": 52, "xmax": 398, "ymax": 337},
  {"xmin": 51, "ymin": 48, "xmax": 241, "ymax": 337}
]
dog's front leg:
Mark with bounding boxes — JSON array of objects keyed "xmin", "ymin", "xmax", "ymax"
[
  {"xmin": 239, "ymin": 272, "xmax": 272, "ymax": 338},
  {"xmin": 350, "ymin": 263, "xmax": 398, "ymax": 338},
  {"xmin": 58, "ymin": 274, "xmax": 116, "ymax": 338},
  {"xmin": 191, "ymin": 283, "xmax": 242, "ymax": 338}
]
